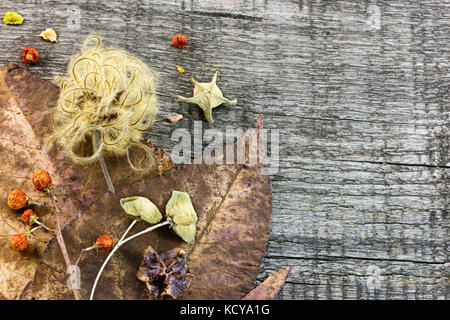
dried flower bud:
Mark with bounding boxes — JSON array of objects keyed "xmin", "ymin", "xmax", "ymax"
[
  {"xmin": 120, "ymin": 196, "xmax": 163, "ymax": 224},
  {"xmin": 10, "ymin": 233, "xmax": 28, "ymax": 251},
  {"xmin": 21, "ymin": 46, "xmax": 39, "ymax": 64},
  {"xmin": 166, "ymin": 191, "xmax": 198, "ymax": 243},
  {"xmin": 178, "ymin": 71, "xmax": 237, "ymax": 123},
  {"xmin": 3, "ymin": 12, "xmax": 24, "ymax": 25},
  {"xmin": 95, "ymin": 235, "xmax": 114, "ymax": 251},
  {"xmin": 172, "ymin": 34, "xmax": 187, "ymax": 49},
  {"xmin": 7, "ymin": 189, "xmax": 28, "ymax": 210},
  {"xmin": 21, "ymin": 209, "xmax": 38, "ymax": 225},
  {"xmin": 137, "ymin": 246, "xmax": 192, "ymax": 299},
  {"xmin": 32, "ymin": 169, "xmax": 52, "ymax": 192},
  {"xmin": 39, "ymin": 28, "xmax": 57, "ymax": 42}
]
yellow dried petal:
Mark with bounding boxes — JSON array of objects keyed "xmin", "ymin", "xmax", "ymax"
[
  {"xmin": 3, "ymin": 12, "xmax": 24, "ymax": 25},
  {"xmin": 40, "ymin": 28, "xmax": 57, "ymax": 42},
  {"xmin": 176, "ymin": 65, "xmax": 185, "ymax": 73}
]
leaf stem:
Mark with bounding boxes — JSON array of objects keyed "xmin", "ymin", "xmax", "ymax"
[
  {"xmin": 89, "ymin": 219, "xmax": 170, "ymax": 300},
  {"xmin": 93, "ymin": 130, "xmax": 115, "ymax": 194}
]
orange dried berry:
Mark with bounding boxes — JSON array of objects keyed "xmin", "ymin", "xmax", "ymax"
[
  {"xmin": 21, "ymin": 46, "xmax": 39, "ymax": 64},
  {"xmin": 172, "ymin": 34, "xmax": 187, "ymax": 49},
  {"xmin": 95, "ymin": 235, "xmax": 113, "ymax": 251},
  {"xmin": 21, "ymin": 209, "xmax": 37, "ymax": 224},
  {"xmin": 10, "ymin": 233, "xmax": 28, "ymax": 251},
  {"xmin": 32, "ymin": 169, "xmax": 52, "ymax": 192},
  {"xmin": 7, "ymin": 189, "xmax": 28, "ymax": 210}
]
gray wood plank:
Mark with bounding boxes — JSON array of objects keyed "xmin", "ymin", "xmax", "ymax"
[{"xmin": 0, "ymin": 0, "xmax": 448, "ymax": 299}]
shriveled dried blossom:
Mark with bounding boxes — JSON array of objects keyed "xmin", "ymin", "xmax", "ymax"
[
  {"xmin": 137, "ymin": 246, "xmax": 192, "ymax": 299},
  {"xmin": 3, "ymin": 12, "xmax": 23, "ymax": 25},
  {"xmin": 172, "ymin": 34, "xmax": 187, "ymax": 49},
  {"xmin": 7, "ymin": 189, "xmax": 28, "ymax": 210},
  {"xmin": 94, "ymin": 235, "xmax": 114, "ymax": 251},
  {"xmin": 32, "ymin": 169, "xmax": 53, "ymax": 192},
  {"xmin": 21, "ymin": 47, "xmax": 39, "ymax": 64},
  {"xmin": 39, "ymin": 28, "xmax": 58, "ymax": 42},
  {"xmin": 10, "ymin": 233, "xmax": 28, "ymax": 251},
  {"xmin": 21, "ymin": 209, "xmax": 38, "ymax": 224}
]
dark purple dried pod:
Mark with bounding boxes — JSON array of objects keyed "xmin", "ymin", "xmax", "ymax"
[{"xmin": 137, "ymin": 246, "xmax": 192, "ymax": 299}]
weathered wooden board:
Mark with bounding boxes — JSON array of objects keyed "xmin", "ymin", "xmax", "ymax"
[{"xmin": 0, "ymin": 0, "xmax": 448, "ymax": 299}]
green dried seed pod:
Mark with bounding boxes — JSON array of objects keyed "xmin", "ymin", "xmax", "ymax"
[
  {"xmin": 120, "ymin": 196, "xmax": 162, "ymax": 224},
  {"xmin": 173, "ymin": 223, "xmax": 196, "ymax": 244},
  {"xmin": 166, "ymin": 191, "xmax": 197, "ymax": 243}
]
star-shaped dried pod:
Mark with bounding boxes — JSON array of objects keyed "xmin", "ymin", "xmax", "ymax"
[
  {"xmin": 137, "ymin": 246, "xmax": 192, "ymax": 299},
  {"xmin": 178, "ymin": 71, "xmax": 237, "ymax": 123}
]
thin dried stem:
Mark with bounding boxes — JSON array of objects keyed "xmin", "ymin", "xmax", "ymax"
[
  {"xmin": 47, "ymin": 189, "xmax": 82, "ymax": 300},
  {"xmin": 74, "ymin": 250, "xmax": 86, "ymax": 267},
  {"xmin": 93, "ymin": 130, "xmax": 115, "ymax": 193},
  {"xmin": 34, "ymin": 220, "xmax": 55, "ymax": 233}
]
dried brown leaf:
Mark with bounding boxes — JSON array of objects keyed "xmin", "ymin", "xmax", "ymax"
[
  {"xmin": 24, "ymin": 116, "xmax": 272, "ymax": 300},
  {"xmin": 0, "ymin": 64, "xmax": 173, "ymax": 299},
  {"xmin": 242, "ymin": 267, "xmax": 291, "ymax": 300},
  {"xmin": 0, "ymin": 65, "xmax": 77, "ymax": 299}
]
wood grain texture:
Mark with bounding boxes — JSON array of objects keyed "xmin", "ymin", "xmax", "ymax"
[{"xmin": 0, "ymin": 0, "xmax": 448, "ymax": 299}]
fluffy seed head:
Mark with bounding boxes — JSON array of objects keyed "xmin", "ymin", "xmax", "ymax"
[{"xmin": 47, "ymin": 35, "xmax": 159, "ymax": 172}]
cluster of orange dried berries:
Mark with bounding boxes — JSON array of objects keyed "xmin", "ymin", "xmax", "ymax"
[
  {"xmin": 7, "ymin": 170, "xmax": 52, "ymax": 251},
  {"xmin": 7, "ymin": 169, "xmax": 114, "ymax": 253}
]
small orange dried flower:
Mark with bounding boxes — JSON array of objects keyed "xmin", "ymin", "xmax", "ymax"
[
  {"xmin": 21, "ymin": 209, "xmax": 38, "ymax": 224},
  {"xmin": 7, "ymin": 189, "xmax": 28, "ymax": 210},
  {"xmin": 32, "ymin": 169, "xmax": 52, "ymax": 192},
  {"xmin": 21, "ymin": 46, "xmax": 39, "ymax": 64},
  {"xmin": 172, "ymin": 34, "xmax": 187, "ymax": 49},
  {"xmin": 10, "ymin": 233, "xmax": 28, "ymax": 251},
  {"xmin": 95, "ymin": 235, "xmax": 113, "ymax": 251}
]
